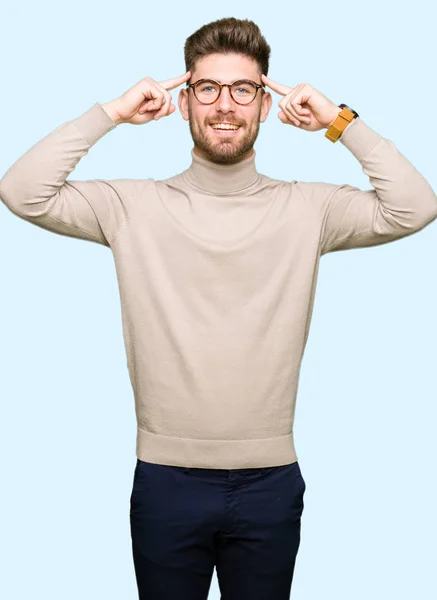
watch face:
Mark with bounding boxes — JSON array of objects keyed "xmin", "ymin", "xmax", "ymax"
[{"xmin": 339, "ymin": 103, "xmax": 359, "ymax": 118}]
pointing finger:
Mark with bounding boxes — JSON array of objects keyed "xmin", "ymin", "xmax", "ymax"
[
  {"xmin": 261, "ymin": 74, "xmax": 293, "ymax": 96},
  {"xmin": 159, "ymin": 71, "xmax": 192, "ymax": 91}
]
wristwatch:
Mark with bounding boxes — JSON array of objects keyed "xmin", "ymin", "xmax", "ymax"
[{"xmin": 325, "ymin": 104, "xmax": 359, "ymax": 143}]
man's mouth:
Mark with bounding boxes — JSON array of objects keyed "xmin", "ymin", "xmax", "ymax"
[{"xmin": 209, "ymin": 122, "xmax": 241, "ymax": 133}]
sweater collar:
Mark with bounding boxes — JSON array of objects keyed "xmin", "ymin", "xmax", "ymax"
[{"xmin": 183, "ymin": 148, "xmax": 260, "ymax": 195}]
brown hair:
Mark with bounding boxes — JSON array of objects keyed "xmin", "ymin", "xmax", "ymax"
[{"xmin": 184, "ymin": 18, "xmax": 271, "ymax": 79}]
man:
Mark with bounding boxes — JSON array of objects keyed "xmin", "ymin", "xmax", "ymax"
[{"xmin": 1, "ymin": 16, "xmax": 436, "ymax": 600}]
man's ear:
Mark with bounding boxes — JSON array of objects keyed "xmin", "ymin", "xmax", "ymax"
[
  {"xmin": 178, "ymin": 88, "xmax": 189, "ymax": 121},
  {"xmin": 260, "ymin": 91, "xmax": 273, "ymax": 123}
]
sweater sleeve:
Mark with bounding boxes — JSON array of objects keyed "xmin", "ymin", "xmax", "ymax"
[
  {"xmin": 295, "ymin": 117, "xmax": 437, "ymax": 255},
  {"xmin": 0, "ymin": 102, "xmax": 135, "ymax": 248}
]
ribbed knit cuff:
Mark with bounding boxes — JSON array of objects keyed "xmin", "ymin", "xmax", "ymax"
[
  {"xmin": 70, "ymin": 102, "xmax": 118, "ymax": 147},
  {"xmin": 339, "ymin": 117, "xmax": 385, "ymax": 162}
]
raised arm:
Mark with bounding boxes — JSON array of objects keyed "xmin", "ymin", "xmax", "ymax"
[
  {"xmin": 297, "ymin": 117, "xmax": 437, "ymax": 254},
  {"xmin": 0, "ymin": 72, "xmax": 191, "ymax": 247},
  {"xmin": 0, "ymin": 104, "xmax": 124, "ymax": 246},
  {"xmin": 261, "ymin": 75, "xmax": 437, "ymax": 254}
]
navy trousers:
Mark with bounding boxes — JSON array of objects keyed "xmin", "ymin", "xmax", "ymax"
[{"xmin": 129, "ymin": 458, "xmax": 306, "ymax": 599}]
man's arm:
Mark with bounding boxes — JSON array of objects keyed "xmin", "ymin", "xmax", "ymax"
[
  {"xmin": 0, "ymin": 103, "xmax": 129, "ymax": 247},
  {"xmin": 0, "ymin": 73, "xmax": 191, "ymax": 247},
  {"xmin": 260, "ymin": 76, "xmax": 437, "ymax": 253},
  {"xmin": 297, "ymin": 117, "xmax": 437, "ymax": 254}
]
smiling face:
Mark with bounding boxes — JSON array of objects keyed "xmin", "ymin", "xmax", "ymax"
[{"xmin": 179, "ymin": 53, "xmax": 272, "ymax": 164}]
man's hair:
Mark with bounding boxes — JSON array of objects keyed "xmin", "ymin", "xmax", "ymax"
[{"xmin": 184, "ymin": 17, "xmax": 271, "ymax": 78}]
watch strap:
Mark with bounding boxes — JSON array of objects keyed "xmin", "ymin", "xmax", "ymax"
[{"xmin": 325, "ymin": 104, "xmax": 359, "ymax": 143}]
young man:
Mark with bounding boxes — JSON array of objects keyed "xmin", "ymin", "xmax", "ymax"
[{"xmin": 1, "ymin": 16, "xmax": 436, "ymax": 600}]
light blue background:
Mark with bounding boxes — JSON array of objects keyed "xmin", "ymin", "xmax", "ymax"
[{"xmin": 1, "ymin": 1, "xmax": 436, "ymax": 598}]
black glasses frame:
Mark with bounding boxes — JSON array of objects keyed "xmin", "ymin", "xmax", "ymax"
[{"xmin": 187, "ymin": 78, "xmax": 265, "ymax": 105}]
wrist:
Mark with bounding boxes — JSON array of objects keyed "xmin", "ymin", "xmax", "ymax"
[{"xmin": 101, "ymin": 101, "xmax": 123, "ymax": 125}]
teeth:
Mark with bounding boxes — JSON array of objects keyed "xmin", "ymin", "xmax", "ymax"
[{"xmin": 211, "ymin": 124, "xmax": 240, "ymax": 130}]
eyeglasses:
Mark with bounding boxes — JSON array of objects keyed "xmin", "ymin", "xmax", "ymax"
[{"xmin": 187, "ymin": 78, "xmax": 265, "ymax": 105}]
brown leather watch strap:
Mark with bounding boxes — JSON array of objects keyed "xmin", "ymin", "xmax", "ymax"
[{"xmin": 325, "ymin": 105, "xmax": 358, "ymax": 143}]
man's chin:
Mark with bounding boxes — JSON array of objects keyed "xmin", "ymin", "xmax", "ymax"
[
  {"xmin": 192, "ymin": 128, "xmax": 255, "ymax": 162},
  {"xmin": 203, "ymin": 146, "xmax": 251, "ymax": 164}
]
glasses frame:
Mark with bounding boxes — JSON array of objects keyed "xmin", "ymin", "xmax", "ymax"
[{"xmin": 187, "ymin": 78, "xmax": 265, "ymax": 106}]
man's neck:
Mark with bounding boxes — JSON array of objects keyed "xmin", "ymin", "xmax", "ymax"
[{"xmin": 183, "ymin": 147, "xmax": 260, "ymax": 195}]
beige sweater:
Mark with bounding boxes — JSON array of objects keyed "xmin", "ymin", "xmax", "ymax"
[{"xmin": 1, "ymin": 102, "xmax": 436, "ymax": 469}]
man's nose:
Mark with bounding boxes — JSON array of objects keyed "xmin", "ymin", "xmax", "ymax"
[{"xmin": 216, "ymin": 86, "xmax": 236, "ymax": 111}]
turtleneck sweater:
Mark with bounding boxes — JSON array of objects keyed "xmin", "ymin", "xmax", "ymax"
[{"xmin": 1, "ymin": 102, "xmax": 436, "ymax": 469}]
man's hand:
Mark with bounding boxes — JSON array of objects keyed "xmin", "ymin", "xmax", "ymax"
[
  {"xmin": 261, "ymin": 75, "xmax": 341, "ymax": 132},
  {"xmin": 101, "ymin": 71, "xmax": 191, "ymax": 126}
]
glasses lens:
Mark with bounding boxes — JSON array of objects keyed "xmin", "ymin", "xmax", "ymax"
[
  {"xmin": 194, "ymin": 80, "xmax": 220, "ymax": 104},
  {"xmin": 230, "ymin": 81, "xmax": 257, "ymax": 104}
]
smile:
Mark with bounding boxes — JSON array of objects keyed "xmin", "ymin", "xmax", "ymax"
[{"xmin": 210, "ymin": 123, "xmax": 241, "ymax": 134}]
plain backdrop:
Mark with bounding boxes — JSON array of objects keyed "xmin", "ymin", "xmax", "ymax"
[{"xmin": 0, "ymin": 1, "xmax": 436, "ymax": 599}]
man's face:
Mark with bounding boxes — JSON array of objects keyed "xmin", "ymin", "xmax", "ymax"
[{"xmin": 179, "ymin": 53, "xmax": 272, "ymax": 164}]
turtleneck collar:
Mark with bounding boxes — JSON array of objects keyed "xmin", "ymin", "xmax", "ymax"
[{"xmin": 182, "ymin": 148, "xmax": 260, "ymax": 195}]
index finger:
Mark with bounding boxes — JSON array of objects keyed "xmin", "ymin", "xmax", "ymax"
[
  {"xmin": 261, "ymin": 74, "xmax": 293, "ymax": 96},
  {"xmin": 159, "ymin": 71, "xmax": 192, "ymax": 91}
]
